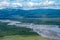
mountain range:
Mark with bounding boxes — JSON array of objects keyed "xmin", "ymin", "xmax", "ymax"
[{"xmin": 0, "ymin": 9, "xmax": 60, "ymax": 19}]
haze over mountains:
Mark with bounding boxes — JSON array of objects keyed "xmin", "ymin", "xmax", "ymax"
[{"xmin": 0, "ymin": 9, "xmax": 60, "ymax": 20}]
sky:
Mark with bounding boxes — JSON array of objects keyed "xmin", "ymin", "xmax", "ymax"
[{"xmin": 0, "ymin": 0, "xmax": 60, "ymax": 10}]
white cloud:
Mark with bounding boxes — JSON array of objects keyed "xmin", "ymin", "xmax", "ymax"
[
  {"xmin": 0, "ymin": 0, "xmax": 23, "ymax": 9},
  {"xmin": 0, "ymin": 0, "xmax": 60, "ymax": 10},
  {"xmin": 28, "ymin": 0, "xmax": 56, "ymax": 7},
  {"xmin": 21, "ymin": 0, "xmax": 57, "ymax": 10},
  {"xmin": 28, "ymin": 2, "xmax": 34, "ymax": 7},
  {"xmin": 0, "ymin": 1, "xmax": 10, "ymax": 9},
  {"xmin": 10, "ymin": 3, "xmax": 22, "ymax": 8},
  {"xmin": 16, "ymin": 0, "xmax": 24, "ymax": 2},
  {"xmin": 41, "ymin": 1, "xmax": 55, "ymax": 6},
  {"xmin": 22, "ymin": 0, "xmax": 60, "ymax": 10}
]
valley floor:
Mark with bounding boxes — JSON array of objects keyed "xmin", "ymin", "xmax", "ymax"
[{"xmin": 0, "ymin": 35, "xmax": 46, "ymax": 40}]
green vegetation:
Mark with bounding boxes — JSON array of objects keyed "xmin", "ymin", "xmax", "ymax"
[
  {"xmin": 0, "ymin": 22, "xmax": 46, "ymax": 40},
  {"xmin": 16, "ymin": 18, "xmax": 60, "ymax": 25},
  {"xmin": 0, "ymin": 22, "xmax": 38, "ymax": 37},
  {"xmin": 0, "ymin": 18, "xmax": 59, "ymax": 40},
  {"xmin": 0, "ymin": 35, "xmax": 46, "ymax": 40}
]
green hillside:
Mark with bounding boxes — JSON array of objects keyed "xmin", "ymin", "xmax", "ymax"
[
  {"xmin": 0, "ymin": 22, "xmax": 47, "ymax": 40},
  {"xmin": 0, "ymin": 22, "xmax": 38, "ymax": 37}
]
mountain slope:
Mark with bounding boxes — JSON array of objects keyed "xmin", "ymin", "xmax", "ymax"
[{"xmin": 0, "ymin": 9, "xmax": 60, "ymax": 19}]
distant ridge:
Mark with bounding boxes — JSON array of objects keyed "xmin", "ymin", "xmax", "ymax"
[{"xmin": 0, "ymin": 9, "xmax": 60, "ymax": 19}]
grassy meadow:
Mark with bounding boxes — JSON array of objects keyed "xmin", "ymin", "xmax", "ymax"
[{"xmin": 0, "ymin": 35, "xmax": 46, "ymax": 40}]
